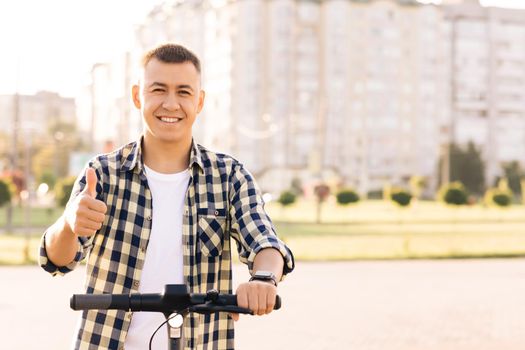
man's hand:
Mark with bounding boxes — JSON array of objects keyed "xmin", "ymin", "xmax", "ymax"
[
  {"xmin": 231, "ymin": 280, "xmax": 277, "ymax": 321},
  {"xmin": 64, "ymin": 168, "xmax": 107, "ymax": 237}
]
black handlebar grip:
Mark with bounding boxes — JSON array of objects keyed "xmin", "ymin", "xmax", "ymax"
[
  {"xmin": 218, "ymin": 294, "xmax": 281, "ymax": 310},
  {"xmin": 274, "ymin": 295, "xmax": 281, "ymax": 310},
  {"xmin": 70, "ymin": 294, "xmax": 130, "ymax": 311},
  {"xmin": 219, "ymin": 294, "xmax": 238, "ymax": 306},
  {"xmin": 71, "ymin": 294, "xmax": 112, "ymax": 310}
]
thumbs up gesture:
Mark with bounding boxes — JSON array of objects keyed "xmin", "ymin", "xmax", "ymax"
[
  {"xmin": 64, "ymin": 167, "xmax": 108, "ymax": 237},
  {"xmin": 84, "ymin": 167, "xmax": 98, "ymax": 198}
]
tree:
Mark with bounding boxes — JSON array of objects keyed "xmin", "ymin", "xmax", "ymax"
[
  {"xmin": 314, "ymin": 183, "xmax": 330, "ymax": 223},
  {"xmin": 438, "ymin": 182, "xmax": 468, "ymax": 206},
  {"xmin": 0, "ymin": 178, "xmax": 13, "ymax": 208},
  {"xmin": 0, "ymin": 177, "xmax": 14, "ymax": 233},
  {"xmin": 32, "ymin": 144, "xmax": 56, "ymax": 185},
  {"xmin": 290, "ymin": 178, "xmax": 303, "ymax": 197},
  {"xmin": 521, "ymin": 178, "xmax": 525, "ymax": 205},
  {"xmin": 55, "ymin": 176, "xmax": 77, "ymax": 207},
  {"xmin": 439, "ymin": 142, "xmax": 485, "ymax": 196},
  {"xmin": 39, "ymin": 171, "xmax": 57, "ymax": 189},
  {"xmin": 0, "ymin": 171, "xmax": 24, "ymax": 232},
  {"xmin": 501, "ymin": 161, "xmax": 525, "ymax": 197},
  {"xmin": 336, "ymin": 188, "xmax": 360, "ymax": 205}
]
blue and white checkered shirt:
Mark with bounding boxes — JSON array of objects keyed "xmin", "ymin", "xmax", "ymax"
[{"xmin": 39, "ymin": 138, "xmax": 294, "ymax": 349}]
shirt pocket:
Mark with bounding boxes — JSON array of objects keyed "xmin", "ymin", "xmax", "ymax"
[{"xmin": 197, "ymin": 208, "xmax": 227, "ymax": 257}]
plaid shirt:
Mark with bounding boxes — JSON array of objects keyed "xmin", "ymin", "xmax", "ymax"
[{"xmin": 39, "ymin": 138, "xmax": 294, "ymax": 350}]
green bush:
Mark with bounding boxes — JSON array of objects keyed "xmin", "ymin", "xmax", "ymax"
[
  {"xmin": 484, "ymin": 188, "xmax": 512, "ymax": 207},
  {"xmin": 336, "ymin": 189, "xmax": 360, "ymax": 205},
  {"xmin": 438, "ymin": 182, "xmax": 468, "ymax": 205},
  {"xmin": 0, "ymin": 178, "xmax": 14, "ymax": 207},
  {"xmin": 493, "ymin": 193, "xmax": 512, "ymax": 207},
  {"xmin": 39, "ymin": 171, "xmax": 57, "ymax": 189},
  {"xmin": 277, "ymin": 190, "xmax": 296, "ymax": 207},
  {"xmin": 390, "ymin": 189, "xmax": 412, "ymax": 207},
  {"xmin": 55, "ymin": 176, "xmax": 77, "ymax": 207}
]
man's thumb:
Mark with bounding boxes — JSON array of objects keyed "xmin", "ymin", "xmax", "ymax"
[{"xmin": 84, "ymin": 168, "xmax": 98, "ymax": 198}]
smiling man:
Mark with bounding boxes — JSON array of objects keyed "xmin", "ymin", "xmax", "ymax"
[{"xmin": 39, "ymin": 43, "xmax": 294, "ymax": 350}]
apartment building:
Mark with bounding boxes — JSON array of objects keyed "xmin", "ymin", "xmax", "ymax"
[
  {"xmin": 0, "ymin": 91, "xmax": 75, "ymax": 132},
  {"xmin": 445, "ymin": 0, "xmax": 525, "ymax": 185},
  {"xmin": 83, "ymin": 0, "xmax": 525, "ymax": 194},
  {"xmin": 323, "ymin": 0, "xmax": 447, "ymax": 194},
  {"xmin": 131, "ymin": 0, "xmax": 448, "ymax": 194},
  {"xmin": 76, "ymin": 49, "xmax": 141, "ymax": 154}
]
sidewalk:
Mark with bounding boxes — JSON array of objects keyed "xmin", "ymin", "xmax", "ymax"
[{"xmin": 2, "ymin": 259, "xmax": 525, "ymax": 349}]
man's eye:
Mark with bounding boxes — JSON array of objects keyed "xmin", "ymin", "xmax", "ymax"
[
  {"xmin": 179, "ymin": 90, "xmax": 191, "ymax": 95},
  {"xmin": 152, "ymin": 88, "xmax": 164, "ymax": 93}
]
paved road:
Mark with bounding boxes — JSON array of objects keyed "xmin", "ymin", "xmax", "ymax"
[{"xmin": 2, "ymin": 259, "xmax": 525, "ymax": 349}]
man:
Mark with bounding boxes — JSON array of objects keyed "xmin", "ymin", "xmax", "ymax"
[{"xmin": 39, "ymin": 43, "xmax": 294, "ymax": 350}]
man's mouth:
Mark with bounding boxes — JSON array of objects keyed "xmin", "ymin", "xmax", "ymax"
[{"xmin": 157, "ymin": 116, "xmax": 182, "ymax": 123}]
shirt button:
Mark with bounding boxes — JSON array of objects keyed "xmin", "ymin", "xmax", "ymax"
[
  {"xmin": 214, "ymin": 210, "xmax": 219, "ymax": 215},
  {"xmin": 127, "ymin": 313, "xmax": 132, "ymax": 320},
  {"xmin": 133, "ymin": 280, "xmax": 140, "ymax": 288},
  {"xmin": 140, "ymin": 245, "xmax": 146, "ymax": 253},
  {"xmin": 146, "ymin": 215, "xmax": 152, "ymax": 221}
]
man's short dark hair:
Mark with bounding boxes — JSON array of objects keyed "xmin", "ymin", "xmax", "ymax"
[{"xmin": 142, "ymin": 43, "xmax": 201, "ymax": 74}]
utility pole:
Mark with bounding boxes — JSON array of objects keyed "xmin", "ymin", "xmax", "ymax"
[
  {"xmin": 6, "ymin": 59, "xmax": 21, "ymax": 233},
  {"xmin": 23, "ymin": 128, "xmax": 32, "ymax": 262},
  {"xmin": 90, "ymin": 65, "xmax": 97, "ymax": 153},
  {"xmin": 11, "ymin": 60, "xmax": 21, "ymax": 172}
]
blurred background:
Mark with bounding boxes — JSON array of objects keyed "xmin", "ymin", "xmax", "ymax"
[
  {"xmin": 1, "ymin": 0, "xmax": 525, "ymax": 262},
  {"xmin": 3, "ymin": 1, "xmax": 525, "ymax": 349}
]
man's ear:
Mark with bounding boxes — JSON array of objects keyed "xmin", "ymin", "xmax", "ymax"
[
  {"xmin": 132, "ymin": 84, "xmax": 141, "ymax": 109},
  {"xmin": 197, "ymin": 90, "xmax": 205, "ymax": 113}
]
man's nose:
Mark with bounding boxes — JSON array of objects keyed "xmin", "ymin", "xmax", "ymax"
[{"xmin": 162, "ymin": 93, "xmax": 180, "ymax": 110}]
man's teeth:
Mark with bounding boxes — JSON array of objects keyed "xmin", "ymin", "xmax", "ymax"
[{"xmin": 159, "ymin": 117, "xmax": 181, "ymax": 123}]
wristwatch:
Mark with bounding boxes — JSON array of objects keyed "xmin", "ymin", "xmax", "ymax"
[{"xmin": 249, "ymin": 270, "xmax": 278, "ymax": 286}]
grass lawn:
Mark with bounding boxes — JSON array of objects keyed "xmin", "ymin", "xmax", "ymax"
[
  {"xmin": 278, "ymin": 230, "xmax": 525, "ymax": 261},
  {"xmin": 0, "ymin": 206, "xmax": 62, "ymax": 229},
  {"xmin": 0, "ymin": 234, "xmax": 41, "ymax": 265},
  {"xmin": 266, "ymin": 199, "xmax": 525, "ymax": 224},
  {"xmin": 267, "ymin": 199, "xmax": 525, "ymax": 260},
  {"xmin": 2, "ymin": 200, "xmax": 525, "ymax": 265}
]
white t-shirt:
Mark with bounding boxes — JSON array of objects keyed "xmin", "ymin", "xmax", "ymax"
[{"xmin": 124, "ymin": 165, "xmax": 190, "ymax": 350}]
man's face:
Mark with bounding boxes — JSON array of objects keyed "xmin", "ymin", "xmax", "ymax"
[{"xmin": 132, "ymin": 58, "xmax": 205, "ymax": 146}]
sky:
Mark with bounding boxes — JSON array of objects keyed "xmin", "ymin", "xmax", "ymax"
[
  {"xmin": 0, "ymin": 0, "xmax": 524, "ymax": 98},
  {"xmin": 0, "ymin": 0, "xmax": 162, "ymax": 97}
]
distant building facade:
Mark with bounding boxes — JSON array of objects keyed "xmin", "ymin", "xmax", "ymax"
[
  {"xmin": 0, "ymin": 91, "xmax": 76, "ymax": 133},
  {"xmin": 444, "ymin": 1, "xmax": 525, "ymax": 185},
  {"xmin": 79, "ymin": 0, "xmax": 525, "ymax": 195}
]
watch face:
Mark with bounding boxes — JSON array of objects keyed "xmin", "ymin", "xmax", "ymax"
[{"xmin": 251, "ymin": 271, "xmax": 277, "ymax": 286}]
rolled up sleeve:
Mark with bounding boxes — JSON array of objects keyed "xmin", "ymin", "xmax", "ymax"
[
  {"xmin": 228, "ymin": 164, "xmax": 294, "ymax": 276},
  {"xmin": 39, "ymin": 232, "xmax": 92, "ymax": 276}
]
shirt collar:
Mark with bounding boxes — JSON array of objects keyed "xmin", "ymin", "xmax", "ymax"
[
  {"xmin": 189, "ymin": 139, "xmax": 205, "ymax": 173},
  {"xmin": 120, "ymin": 136, "xmax": 204, "ymax": 174}
]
